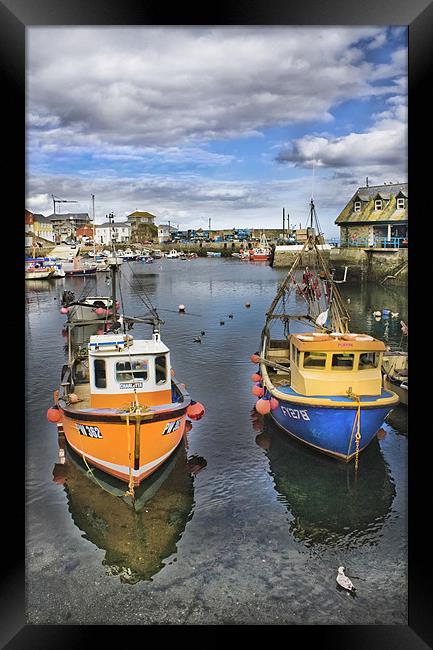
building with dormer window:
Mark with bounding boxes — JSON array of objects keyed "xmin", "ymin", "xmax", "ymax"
[{"xmin": 335, "ymin": 182, "xmax": 408, "ymax": 247}]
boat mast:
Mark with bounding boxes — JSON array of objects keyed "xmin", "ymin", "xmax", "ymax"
[
  {"xmin": 108, "ymin": 212, "xmax": 118, "ymax": 323},
  {"xmin": 92, "ymin": 194, "xmax": 96, "ymax": 259}
]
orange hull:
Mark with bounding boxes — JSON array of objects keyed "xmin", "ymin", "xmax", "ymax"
[{"xmin": 60, "ymin": 407, "xmax": 187, "ymax": 486}]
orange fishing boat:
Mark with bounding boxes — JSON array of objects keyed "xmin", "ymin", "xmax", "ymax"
[{"xmin": 47, "ymin": 251, "xmax": 205, "ymax": 500}]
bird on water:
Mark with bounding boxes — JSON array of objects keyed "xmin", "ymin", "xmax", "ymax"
[{"xmin": 336, "ymin": 566, "xmax": 356, "ymax": 593}]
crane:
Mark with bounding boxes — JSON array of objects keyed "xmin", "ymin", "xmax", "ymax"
[{"xmin": 51, "ymin": 194, "xmax": 78, "ymax": 215}]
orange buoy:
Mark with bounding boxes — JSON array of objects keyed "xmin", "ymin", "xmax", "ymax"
[
  {"xmin": 252, "ymin": 384, "xmax": 264, "ymax": 397},
  {"xmin": 250, "ymin": 373, "xmax": 261, "ymax": 382},
  {"xmin": 47, "ymin": 407, "xmax": 61, "ymax": 423},
  {"xmin": 269, "ymin": 397, "xmax": 279, "ymax": 410},
  {"xmin": 255, "ymin": 398, "xmax": 271, "ymax": 415},
  {"xmin": 187, "ymin": 401, "xmax": 205, "ymax": 420},
  {"xmin": 250, "ymin": 354, "xmax": 260, "ymax": 364}
]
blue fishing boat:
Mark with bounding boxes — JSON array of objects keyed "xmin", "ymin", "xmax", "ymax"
[{"xmin": 252, "ymin": 200, "xmax": 399, "ymax": 464}]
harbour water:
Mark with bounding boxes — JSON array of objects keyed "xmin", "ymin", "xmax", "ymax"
[{"xmin": 26, "ymin": 258, "xmax": 408, "ymax": 625}]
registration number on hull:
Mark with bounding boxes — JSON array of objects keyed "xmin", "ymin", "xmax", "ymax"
[
  {"xmin": 75, "ymin": 423, "xmax": 103, "ymax": 439},
  {"xmin": 280, "ymin": 406, "xmax": 310, "ymax": 421}
]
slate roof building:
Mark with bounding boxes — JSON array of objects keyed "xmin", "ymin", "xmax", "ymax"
[
  {"xmin": 335, "ymin": 182, "xmax": 408, "ymax": 247},
  {"xmin": 46, "ymin": 212, "xmax": 91, "ymax": 243},
  {"xmin": 25, "ymin": 209, "xmax": 55, "ymax": 246}
]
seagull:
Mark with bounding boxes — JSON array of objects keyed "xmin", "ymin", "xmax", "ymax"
[
  {"xmin": 228, "ymin": 313, "xmax": 234, "ymax": 319},
  {"xmin": 200, "ymin": 331, "xmax": 206, "ymax": 336},
  {"xmin": 336, "ymin": 566, "xmax": 356, "ymax": 593},
  {"xmin": 193, "ymin": 335, "xmax": 202, "ymax": 343},
  {"xmin": 220, "ymin": 320, "xmax": 225, "ymax": 326}
]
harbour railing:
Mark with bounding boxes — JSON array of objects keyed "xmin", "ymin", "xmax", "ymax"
[{"xmin": 335, "ymin": 236, "xmax": 407, "ymax": 249}]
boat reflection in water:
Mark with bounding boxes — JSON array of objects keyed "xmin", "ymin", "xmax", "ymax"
[
  {"xmin": 53, "ymin": 427, "xmax": 206, "ymax": 584},
  {"xmin": 253, "ymin": 409, "xmax": 395, "ymax": 549}
]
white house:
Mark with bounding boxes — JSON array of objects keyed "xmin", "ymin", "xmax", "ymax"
[
  {"xmin": 96, "ymin": 221, "xmax": 131, "ymax": 245},
  {"xmin": 157, "ymin": 224, "xmax": 177, "ymax": 244}
]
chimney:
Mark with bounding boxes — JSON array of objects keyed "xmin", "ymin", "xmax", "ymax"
[{"xmin": 366, "ymin": 176, "xmax": 369, "ymax": 187}]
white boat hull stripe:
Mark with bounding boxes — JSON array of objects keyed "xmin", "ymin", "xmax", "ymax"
[{"xmin": 67, "ymin": 440, "xmax": 176, "ymax": 476}]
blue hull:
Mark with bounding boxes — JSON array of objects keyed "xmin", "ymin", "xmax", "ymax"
[{"xmin": 270, "ymin": 396, "xmax": 392, "ymax": 460}]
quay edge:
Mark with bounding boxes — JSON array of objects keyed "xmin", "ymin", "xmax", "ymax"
[{"xmin": 272, "ymin": 246, "xmax": 408, "ymax": 286}]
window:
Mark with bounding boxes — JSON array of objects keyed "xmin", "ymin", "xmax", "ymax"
[
  {"xmin": 358, "ymin": 352, "xmax": 379, "ymax": 369},
  {"xmin": 116, "ymin": 359, "xmax": 148, "ymax": 382},
  {"xmin": 375, "ymin": 199, "xmax": 382, "ymax": 211},
  {"xmin": 155, "ymin": 355, "xmax": 167, "ymax": 384},
  {"xmin": 397, "ymin": 197, "xmax": 405, "ymax": 209},
  {"xmin": 331, "ymin": 353, "xmax": 354, "ymax": 370},
  {"xmin": 354, "ymin": 201, "xmax": 361, "ymax": 212},
  {"xmin": 303, "ymin": 352, "xmax": 327, "ymax": 369},
  {"xmin": 94, "ymin": 359, "xmax": 106, "ymax": 388}
]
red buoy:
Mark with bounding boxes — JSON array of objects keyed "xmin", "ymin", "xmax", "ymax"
[
  {"xmin": 95, "ymin": 307, "xmax": 104, "ymax": 316},
  {"xmin": 250, "ymin": 373, "xmax": 261, "ymax": 382},
  {"xmin": 47, "ymin": 407, "xmax": 61, "ymax": 423},
  {"xmin": 187, "ymin": 402, "xmax": 205, "ymax": 420},
  {"xmin": 60, "ymin": 307, "xmax": 69, "ymax": 315},
  {"xmin": 269, "ymin": 397, "xmax": 280, "ymax": 410},
  {"xmin": 250, "ymin": 354, "xmax": 260, "ymax": 364},
  {"xmin": 255, "ymin": 399, "xmax": 271, "ymax": 415},
  {"xmin": 251, "ymin": 384, "xmax": 264, "ymax": 397}
]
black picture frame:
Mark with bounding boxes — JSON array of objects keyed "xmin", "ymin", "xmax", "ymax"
[{"xmin": 4, "ymin": 0, "xmax": 431, "ymax": 647}]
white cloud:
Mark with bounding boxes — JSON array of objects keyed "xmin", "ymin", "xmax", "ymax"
[{"xmin": 28, "ymin": 26, "xmax": 400, "ymax": 152}]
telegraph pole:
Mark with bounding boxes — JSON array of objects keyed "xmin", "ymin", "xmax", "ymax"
[{"xmin": 282, "ymin": 207, "xmax": 285, "ymax": 237}]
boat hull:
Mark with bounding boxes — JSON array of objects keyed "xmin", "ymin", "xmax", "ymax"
[
  {"xmin": 269, "ymin": 394, "xmax": 395, "ymax": 461},
  {"xmin": 383, "ymin": 377, "xmax": 408, "ymax": 406},
  {"xmin": 59, "ymin": 407, "xmax": 188, "ymax": 486},
  {"xmin": 64, "ymin": 267, "xmax": 97, "ymax": 276}
]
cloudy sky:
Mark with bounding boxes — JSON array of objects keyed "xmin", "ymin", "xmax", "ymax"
[{"xmin": 27, "ymin": 26, "xmax": 407, "ymax": 236}]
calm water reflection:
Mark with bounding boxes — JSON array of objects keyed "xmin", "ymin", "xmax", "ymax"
[
  {"xmin": 53, "ymin": 431, "xmax": 206, "ymax": 584},
  {"xmin": 255, "ymin": 416, "xmax": 395, "ymax": 549},
  {"xmin": 26, "ymin": 258, "xmax": 408, "ymax": 625}
]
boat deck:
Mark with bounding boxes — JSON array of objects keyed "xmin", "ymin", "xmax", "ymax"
[{"xmin": 67, "ymin": 383, "xmax": 91, "ymax": 409}]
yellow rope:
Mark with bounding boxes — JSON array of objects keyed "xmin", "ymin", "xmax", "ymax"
[
  {"xmin": 346, "ymin": 389, "xmax": 362, "ymax": 470},
  {"xmin": 123, "ymin": 411, "xmax": 135, "ymax": 499},
  {"xmin": 80, "ymin": 452, "xmax": 122, "ymax": 498}
]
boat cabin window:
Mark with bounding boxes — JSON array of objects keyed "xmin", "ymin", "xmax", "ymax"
[
  {"xmin": 155, "ymin": 355, "xmax": 167, "ymax": 384},
  {"xmin": 291, "ymin": 344, "xmax": 300, "ymax": 367},
  {"xmin": 358, "ymin": 352, "xmax": 379, "ymax": 369},
  {"xmin": 116, "ymin": 359, "xmax": 148, "ymax": 382},
  {"xmin": 303, "ymin": 352, "xmax": 327, "ymax": 369},
  {"xmin": 331, "ymin": 353, "xmax": 354, "ymax": 370},
  {"xmin": 94, "ymin": 359, "xmax": 107, "ymax": 388}
]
